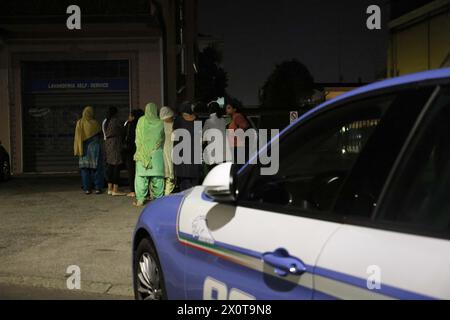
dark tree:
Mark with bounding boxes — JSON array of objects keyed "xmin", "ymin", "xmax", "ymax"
[
  {"xmin": 261, "ymin": 59, "xmax": 314, "ymax": 110},
  {"xmin": 195, "ymin": 46, "xmax": 228, "ymax": 103}
]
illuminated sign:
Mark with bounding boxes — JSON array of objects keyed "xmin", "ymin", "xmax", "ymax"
[{"xmin": 25, "ymin": 79, "xmax": 129, "ymax": 93}]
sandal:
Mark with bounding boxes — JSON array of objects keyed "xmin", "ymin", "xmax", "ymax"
[
  {"xmin": 133, "ymin": 201, "xmax": 145, "ymax": 207},
  {"xmin": 112, "ymin": 191, "xmax": 127, "ymax": 196}
]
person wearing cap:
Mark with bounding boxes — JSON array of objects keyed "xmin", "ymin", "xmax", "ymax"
[{"xmin": 173, "ymin": 101, "xmax": 203, "ymax": 191}]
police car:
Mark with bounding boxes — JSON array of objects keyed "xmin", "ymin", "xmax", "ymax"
[{"xmin": 132, "ymin": 68, "xmax": 450, "ymax": 300}]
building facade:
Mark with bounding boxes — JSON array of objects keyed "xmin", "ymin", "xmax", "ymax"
[
  {"xmin": 0, "ymin": 0, "xmax": 197, "ymax": 174},
  {"xmin": 388, "ymin": 0, "xmax": 450, "ymax": 77}
]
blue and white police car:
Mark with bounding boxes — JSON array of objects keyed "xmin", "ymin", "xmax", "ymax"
[{"xmin": 132, "ymin": 68, "xmax": 450, "ymax": 300}]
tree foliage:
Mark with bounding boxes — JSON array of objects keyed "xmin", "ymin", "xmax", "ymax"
[
  {"xmin": 196, "ymin": 46, "xmax": 228, "ymax": 103},
  {"xmin": 261, "ymin": 59, "xmax": 314, "ymax": 109}
]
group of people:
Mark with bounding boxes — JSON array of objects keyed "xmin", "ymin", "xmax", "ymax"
[{"xmin": 73, "ymin": 98, "xmax": 250, "ymax": 207}]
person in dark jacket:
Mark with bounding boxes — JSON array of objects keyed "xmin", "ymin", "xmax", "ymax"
[
  {"xmin": 104, "ymin": 106, "xmax": 126, "ymax": 196},
  {"xmin": 173, "ymin": 101, "xmax": 203, "ymax": 191},
  {"xmin": 123, "ymin": 109, "xmax": 144, "ymax": 197}
]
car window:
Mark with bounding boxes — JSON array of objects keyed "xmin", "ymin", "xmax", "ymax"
[
  {"xmin": 239, "ymin": 94, "xmax": 395, "ymax": 214},
  {"xmin": 377, "ymin": 88, "xmax": 450, "ymax": 238},
  {"xmin": 239, "ymin": 87, "xmax": 435, "ymax": 219},
  {"xmin": 334, "ymin": 87, "xmax": 435, "ymax": 217}
]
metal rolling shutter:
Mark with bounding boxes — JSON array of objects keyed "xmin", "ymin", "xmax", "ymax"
[
  {"xmin": 23, "ymin": 93, "xmax": 130, "ymax": 172},
  {"xmin": 22, "ymin": 60, "xmax": 130, "ymax": 173}
]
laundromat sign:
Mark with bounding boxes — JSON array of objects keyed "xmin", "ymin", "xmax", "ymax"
[{"xmin": 25, "ymin": 79, "xmax": 129, "ymax": 93}]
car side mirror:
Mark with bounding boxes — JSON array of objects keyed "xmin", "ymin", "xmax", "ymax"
[{"xmin": 202, "ymin": 162, "xmax": 237, "ymax": 203}]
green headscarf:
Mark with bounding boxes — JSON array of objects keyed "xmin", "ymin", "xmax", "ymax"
[{"xmin": 134, "ymin": 103, "xmax": 164, "ymax": 169}]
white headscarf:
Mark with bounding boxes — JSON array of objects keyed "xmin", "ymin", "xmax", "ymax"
[
  {"xmin": 159, "ymin": 106, "xmax": 174, "ymax": 121},
  {"xmin": 159, "ymin": 106, "xmax": 174, "ymax": 178}
]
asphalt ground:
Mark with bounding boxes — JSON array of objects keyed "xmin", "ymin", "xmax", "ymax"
[{"xmin": 0, "ymin": 175, "xmax": 142, "ymax": 299}]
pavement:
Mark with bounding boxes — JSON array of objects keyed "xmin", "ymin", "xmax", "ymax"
[
  {"xmin": 0, "ymin": 175, "xmax": 142, "ymax": 299},
  {"xmin": 0, "ymin": 283, "xmax": 131, "ymax": 300}
]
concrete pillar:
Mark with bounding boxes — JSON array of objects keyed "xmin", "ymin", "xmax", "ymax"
[
  {"xmin": 0, "ymin": 45, "xmax": 10, "ymax": 155},
  {"xmin": 161, "ymin": 0, "xmax": 178, "ymax": 109},
  {"xmin": 184, "ymin": 0, "xmax": 198, "ymax": 103}
]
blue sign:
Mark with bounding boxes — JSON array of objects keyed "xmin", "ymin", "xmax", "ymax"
[{"xmin": 26, "ymin": 79, "xmax": 129, "ymax": 93}]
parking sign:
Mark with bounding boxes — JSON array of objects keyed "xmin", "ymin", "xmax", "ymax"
[{"xmin": 290, "ymin": 111, "xmax": 298, "ymax": 123}]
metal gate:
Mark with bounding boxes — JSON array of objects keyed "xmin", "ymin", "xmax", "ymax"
[{"xmin": 22, "ymin": 60, "xmax": 130, "ymax": 173}]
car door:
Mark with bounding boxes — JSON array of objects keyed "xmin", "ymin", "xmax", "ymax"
[
  {"xmin": 178, "ymin": 90, "xmax": 412, "ymax": 300},
  {"xmin": 178, "ymin": 187, "xmax": 339, "ymax": 300},
  {"xmin": 314, "ymin": 86, "xmax": 450, "ymax": 299}
]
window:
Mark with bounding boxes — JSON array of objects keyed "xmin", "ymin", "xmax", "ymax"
[
  {"xmin": 377, "ymin": 88, "xmax": 450, "ymax": 237},
  {"xmin": 334, "ymin": 87, "xmax": 435, "ymax": 217},
  {"xmin": 239, "ymin": 87, "xmax": 436, "ymax": 219},
  {"xmin": 239, "ymin": 94, "xmax": 395, "ymax": 213}
]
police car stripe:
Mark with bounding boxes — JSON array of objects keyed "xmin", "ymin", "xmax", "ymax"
[
  {"xmin": 314, "ymin": 274, "xmax": 393, "ymax": 300},
  {"xmin": 177, "ymin": 231, "xmax": 437, "ymax": 300},
  {"xmin": 178, "ymin": 232, "xmax": 259, "ymax": 270},
  {"xmin": 178, "ymin": 232, "xmax": 314, "ymax": 290},
  {"xmin": 314, "ymin": 266, "xmax": 437, "ymax": 300}
]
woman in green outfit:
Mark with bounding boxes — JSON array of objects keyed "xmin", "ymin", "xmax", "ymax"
[{"xmin": 133, "ymin": 103, "xmax": 165, "ymax": 207}]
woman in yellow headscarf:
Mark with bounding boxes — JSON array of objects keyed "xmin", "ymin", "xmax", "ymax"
[
  {"xmin": 133, "ymin": 102, "xmax": 165, "ymax": 206},
  {"xmin": 74, "ymin": 106, "xmax": 103, "ymax": 195}
]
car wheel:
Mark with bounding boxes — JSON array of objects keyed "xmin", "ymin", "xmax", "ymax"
[
  {"xmin": 133, "ymin": 238, "xmax": 167, "ymax": 300},
  {"xmin": 1, "ymin": 159, "xmax": 10, "ymax": 181}
]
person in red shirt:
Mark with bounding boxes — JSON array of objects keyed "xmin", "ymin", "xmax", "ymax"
[{"xmin": 226, "ymin": 99, "xmax": 250, "ymax": 165}]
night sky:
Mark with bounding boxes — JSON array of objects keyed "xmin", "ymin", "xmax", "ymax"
[{"xmin": 199, "ymin": 0, "xmax": 390, "ymax": 105}]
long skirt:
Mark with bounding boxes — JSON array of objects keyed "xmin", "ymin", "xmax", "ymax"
[{"xmin": 79, "ymin": 135, "xmax": 104, "ymax": 191}]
